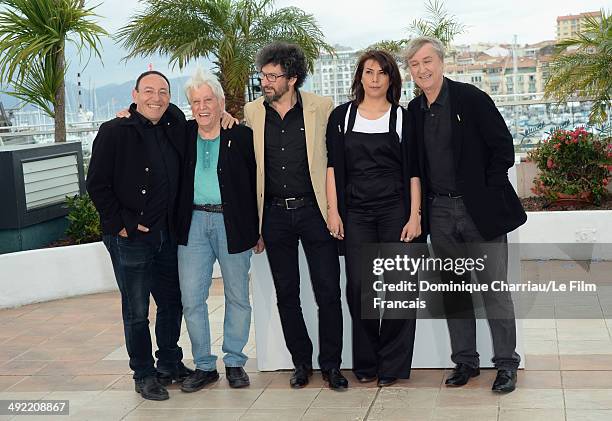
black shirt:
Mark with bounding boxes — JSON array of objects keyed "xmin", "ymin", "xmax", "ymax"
[
  {"xmin": 134, "ymin": 110, "xmax": 180, "ymax": 239},
  {"xmin": 422, "ymin": 79, "xmax": 458, "ymax": 195},
  {"xmin": 264, "ymin": 91, "xmax": 314, "ymax": 198}
]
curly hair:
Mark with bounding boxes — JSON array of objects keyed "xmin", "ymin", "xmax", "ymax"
[
  {"xmin": 255, "ymin": 42, "xmax": 308, "ymax": 89},
  {"xmin": 350, "ymin": 50, "xmax": 402, "ymax": 105}
]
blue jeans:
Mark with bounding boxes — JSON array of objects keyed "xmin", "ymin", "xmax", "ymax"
[
  {"xmin": 178, "ymin": 210, "xmax": 252, "ymax": 371},
  {"xmin": 103, "ymin": 230, "xmax": 184, "ymax": 379}
]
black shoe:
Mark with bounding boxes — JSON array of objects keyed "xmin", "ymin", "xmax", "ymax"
[
  {"xmin": 180, "ymin": 369, "xmax": 220, "ymax": 393},
  {"xmin": 377, "ymin": 376, "xmax": 398, "ymax": 387},
  {"xmin": 322, "ymin": 368, "xmax": 348, "ymax": 390},
  {"xmin": 157, "ymin": 362, "xmax": 194, "ymax": 386},
  {"xmin": 492, "ymin": 369, "xmax": 517, "ymax": 393},
  {"xmin": 226, "ymin": 367, "xmax": 250, "ymax": 388},
  {"xmin": 290, "ymin": 364, "xmax": 312, "ymax": 389},
  {"xmin": 355, "ymin": 373, "xmax": 377, "ymax": 383},
  {"xmin": 445, "ymin": 363, "xmax": 480, "ymax": 387},
  {"xmin": 135, "ymin": 376, "xmax": 169, "ymax": 401}
]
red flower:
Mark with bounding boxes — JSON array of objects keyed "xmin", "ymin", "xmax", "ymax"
[
  {"xmin": 603, "ymin": 178, "xmax": 609, "ymax": 186},
  {"xmin": 547, "ymin": 158, "xmax": 554, "ymax": 169}
]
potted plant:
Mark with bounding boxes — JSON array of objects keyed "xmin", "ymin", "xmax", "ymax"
[{"xmin": 528, "ymin": 127, "xmax": 612, "ymax": 207}]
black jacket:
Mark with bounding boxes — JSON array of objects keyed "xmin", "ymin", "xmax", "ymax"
[
  {"xmin": 86, "ymin": 103, "xmax": 186, "ymax": 237},
  {"xmin": 407, "ymin": 77, "xmax": 527, "ymax": 240},
  {"xmin": 326, "ymin": 101, "xmax": 426, "ymax": 248},
  {"xmin": 176, "ymin": 121, "xmax": 259, "ymax": 254}
]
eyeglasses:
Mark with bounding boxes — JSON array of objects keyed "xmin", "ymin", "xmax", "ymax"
[{"xmin": 258, "ymin": 71, "xmax": 288, "ymax": 82}]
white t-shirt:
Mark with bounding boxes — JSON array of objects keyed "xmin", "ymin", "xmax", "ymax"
[{"xmin": 345, "ymin": 105, "xmax": 403, "ymax": 140}]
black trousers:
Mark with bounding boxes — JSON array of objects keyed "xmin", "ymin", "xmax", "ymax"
[
  {"xmin": 428, "ymin": 195, "xmax": 521, "ymax": 370},
  {"xmin": 262, "ymin": 202, "xmax": 343, "ymax": 370},
  {"xmin": 344, "ymin": 201, "xmax": 417, "ymax": 379}
]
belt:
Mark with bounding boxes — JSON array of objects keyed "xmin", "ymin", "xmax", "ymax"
[
  {"xmin": 429, "ymin": 192, "xmax": 464, "ymax": 199},
  {"xmin": 267, "ymin": 195, "xmax": 315, "ymax": 210},
  {"xmin": 193, "ymin": 203, "xmax": 223, "ymax": 213}
]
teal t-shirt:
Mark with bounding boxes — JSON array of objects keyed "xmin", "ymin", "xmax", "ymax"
[{"xmin": 194, "ymin": 134, "xmax": 221, "ymax": 205}]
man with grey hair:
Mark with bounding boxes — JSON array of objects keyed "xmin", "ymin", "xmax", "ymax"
[
  {"xmin": 405, "ymin": 36, "xmax": 527, "ymax": 393},
  {"xmin": 174, "ymin": 68, "xmax": 263, "ymax": 392}
]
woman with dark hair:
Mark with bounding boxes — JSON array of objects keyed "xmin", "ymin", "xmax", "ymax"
[{"xmin": 326, "ymin": 50, "xmax": 424, "ymax": 387}]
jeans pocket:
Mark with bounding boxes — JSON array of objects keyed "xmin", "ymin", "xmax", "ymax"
[{"xmin": 116, "ymin": 236, "xmax": 150, "ymax": 267}]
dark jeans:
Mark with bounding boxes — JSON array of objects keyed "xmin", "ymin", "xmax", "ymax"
[
  {"xmin": 262, "ymin": 202, "xmax": 343, "ymax": 370},
  {"xmin": 428, "ymin": 195, "xmax": 520, "ymax": 370},
  {"xmin": 345, "ymin": 201, "xmax": 417, "ymax": 379},
  {"xmin": 103, "ymin": 230, "xmax": 184, "ymax": 379}
]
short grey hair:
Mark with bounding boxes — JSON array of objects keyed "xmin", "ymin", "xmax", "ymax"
[
  {"xmin": 403, "ymin": 36, "xmax": 445, "ymax": 64},
  {"xmin": 184, "ymin": 68, "xmax": 225, "ymax": 104}
]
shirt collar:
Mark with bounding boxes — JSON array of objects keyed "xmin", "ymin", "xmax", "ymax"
[
  {"xmin": 420, "ymin": 77, "xmax": 448, "ymax": 110},
  {"xmin": 130, "ymin": 105, "xmax": 169, "ymax": 127},
  {"xmin": 263, "ymin": 89, "xmax": 303, "ymax": 111}
]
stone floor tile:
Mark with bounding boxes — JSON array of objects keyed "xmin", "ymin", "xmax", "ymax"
[
  {"xmin": 559, "ymin": 354, "xmax": 612, "ymax": 370},
  {"xmin": 302, "ymin": 407, "xmax": 368, "ymax": 421},
  {"xmin": 250, "ymin": 388, "xmax": 320, "ymax": 409},
  {"xmin": 436, "ymin": 388, "xmax": 499, "ymax": 408},
  {"xmin": 498, "ymin": 408, "xmax": 565, "ymax": 421},
  {"xmin": 562, "ymin": 371, "xmax": 612, "ymax": 389},
  {"xmin": 432, "ymin": 407, "xmax": 499, "ymax": 421},
  {"xmin": 566, "ymin": 409, "xmax": 612, "ymax": 421},
  {"xmin": 240, "ymin": 408, "xmax": 307, "ymax": 421},
  {"xmin": 498, "ymin": 388, "xmax": 564, "ymax": 409},
  {"xmin": 373, "ymin": 387, "xmax": 438, "ymax": 409},
  {"xmin": 524, "ymin": 355, "xmax": 561, "ymax": 371},
  {"xmin": 518, "ymin": 370, "xmax": 562, "ymax": 389},
  {"xmin": 565, "ymin": 389, "xmax": 612, "ymax": 409},
  {"xmin": 124, "ymin": 408, "xmax": 245, "ymax": 420},
  {"xmin": 366, "ymin": 407, "xmax": 433, "ymax": 421},
  {"xmin": 310, "ymin": 388, "xmax": 377, "ymax": 408}
]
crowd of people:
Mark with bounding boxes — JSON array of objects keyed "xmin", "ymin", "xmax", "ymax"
[{"xmin": 86, "ymin": 36, "xmax": 527, "ymax": 401}]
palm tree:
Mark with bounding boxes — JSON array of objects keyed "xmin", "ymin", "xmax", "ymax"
[
  {"xmin": 544, "ymin": 10, "xmax": 611, "ymax": 124},
  {"xmin": 366, "ymin": 0, "xmax": 465, "ymax": 54},
  {"xmin": 116, "ymin": 0, "xmax": 334, "ymax": 118},
  {"xmin": 407, "ymin": 0, "xmax": 466, "ymax": 49},
  {"xmin": 0, "ymin": 0, "xmax": 107, "ymax": 142}
]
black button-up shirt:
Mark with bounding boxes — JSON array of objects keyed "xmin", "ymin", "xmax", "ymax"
[
  {"xmin": 134, "ymin": 110, "xmax": 180, "ymax": 238},
  {"xmin": 264, "ymin": 90, "xmax": 314, "ymax": 198},
  {"xmin": 422, "ymin": 79, "xmax": 458, "ymax": 195}
]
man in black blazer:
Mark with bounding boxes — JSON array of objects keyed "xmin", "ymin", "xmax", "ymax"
[
  {"xmin": 405, "ymin": 37, "xmax": 527, "ymax": 393},
  {"xmin": 87, "ymin": 71, "xmax": 193, "ymax": 401}
]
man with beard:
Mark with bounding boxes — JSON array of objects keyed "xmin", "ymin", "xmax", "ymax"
[{"xmin": 243, "ymin": 42, "xmax": 348, "ymax": 390}]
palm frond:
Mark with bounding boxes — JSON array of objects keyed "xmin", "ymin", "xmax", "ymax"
[{"xmin": 544, "ymin": 9, "xmax": 611, "ymax": 124}]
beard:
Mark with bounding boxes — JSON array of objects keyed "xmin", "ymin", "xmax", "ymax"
[{"xmin": 263, "ymin": 81, "xmax": 290, "ymax": 104}]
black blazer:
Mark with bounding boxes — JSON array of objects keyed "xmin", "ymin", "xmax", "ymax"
[
  {"xmin": 407, "ymin": 77, "xmax": 527, "ymax": 240},
  {"xmin": 86, "ymin": 103, "xmax": 186, "ymax": 237},
  {"xmin": 326, "ymin": 101, "xmax": 426, "ymax": 249},
  {"xmin": 176, "ymin": 121, "xmax": 259, "ymax": 254}
]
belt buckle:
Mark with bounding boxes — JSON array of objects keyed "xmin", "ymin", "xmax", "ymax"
[{"xmin": 284, "ymin": 197, "xmax": 298, "ymax": 210}]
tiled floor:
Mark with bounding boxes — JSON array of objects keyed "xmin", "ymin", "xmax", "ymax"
[{"xmin": 1, "ymin": 261, "xmax": 611, "ymax": 420}]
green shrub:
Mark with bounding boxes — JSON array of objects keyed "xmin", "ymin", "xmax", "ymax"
[
  {"xmin": 528, "ymin": 127, "xmax": 612, "ymax": 205},
  {"xmin": 65, "ymin": 194, "xmax": 101, "ymax": 244}
]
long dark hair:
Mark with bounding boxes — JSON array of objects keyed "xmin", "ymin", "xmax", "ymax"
[{"xmin": 350, "ymin": 50, "xmax": 401, "ymax": 105}]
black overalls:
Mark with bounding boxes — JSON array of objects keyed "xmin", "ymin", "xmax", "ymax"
[{"xmin": 343, "ymin": 105, "xmax": 417, "ymax": 379}]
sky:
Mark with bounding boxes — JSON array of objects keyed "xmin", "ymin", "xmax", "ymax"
[{"xmin": 68, "ymin": 0, "xmax": 609, "ymax": 87}]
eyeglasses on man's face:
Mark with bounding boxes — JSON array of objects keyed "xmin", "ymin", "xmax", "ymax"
[{"xmin": 257, "ymin": 71, "xmax": 288, "ymax": 82}]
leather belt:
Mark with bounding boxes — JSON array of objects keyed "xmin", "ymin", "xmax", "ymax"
[
  {"xmin": 267, "ymin": 196, "xmax": 315, "ymax": 210},
  {"xmin": 429, "ymin": 192, "xmax": 464, "ymax": 199},
  {"xmin": 193, "ymin": 203, "xmax": 223, "ymax": 213}
]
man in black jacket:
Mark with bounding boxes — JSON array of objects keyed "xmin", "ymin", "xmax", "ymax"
[
  {"xmin": 87, "ymin": 71, "xmax": 192, "ymax": 401},
  {"xmin": 173, "ymin": 69, "xmax": 263, "ymax": 393},
  {"xmin": 405, "ymin": 37, "xmax": 527, "ymax": 393}
]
